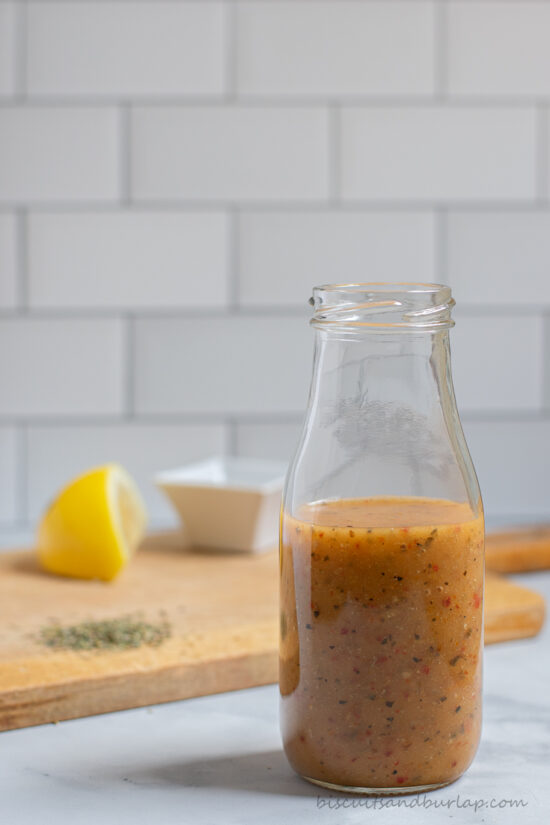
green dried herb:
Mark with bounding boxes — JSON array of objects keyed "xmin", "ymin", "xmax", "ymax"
[{"xmin": 38, "ymin": 615, "xmax": 172, "ymax": 651}]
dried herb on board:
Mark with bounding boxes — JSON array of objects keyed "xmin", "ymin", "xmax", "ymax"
[{"xmin": 38, "ymin": 615, "xmax": 172, "ymax": 651}]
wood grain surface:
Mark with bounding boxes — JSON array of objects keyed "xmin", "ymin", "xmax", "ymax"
[
  {"xmin": 0, "ymin": 533, "xmax": 546, "ymax": 732},
  {"xmin": 486, "ymin": 525, "xmax": 550, "ymax": 573}
]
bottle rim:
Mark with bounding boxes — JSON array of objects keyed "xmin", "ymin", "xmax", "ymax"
[{"xmin": 310, "ymin": 282, "xmax": 455, "ymax": 332}]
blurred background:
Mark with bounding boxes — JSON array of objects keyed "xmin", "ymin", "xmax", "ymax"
[{"xmin": 0, "ymin": 0, "xmax": 549, "ymax": 545}]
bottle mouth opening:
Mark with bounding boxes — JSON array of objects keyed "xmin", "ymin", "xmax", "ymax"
[{"xmin": 310, "ymin": 282, "xmax": 455, "ymax": 332}]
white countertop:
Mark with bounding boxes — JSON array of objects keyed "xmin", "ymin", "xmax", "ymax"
[{"xmin": 2, "ymin": 571, "xmax": 549, "ymax": 825}]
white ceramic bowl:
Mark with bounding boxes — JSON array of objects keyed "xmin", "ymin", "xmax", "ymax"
[{"xmin": 154, "ymin": 457, "xmax": 287, "ymax": 553}]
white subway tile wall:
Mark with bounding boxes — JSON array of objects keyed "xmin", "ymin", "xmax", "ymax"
[
  {"xmin": 238, "ymin": 211, "xmax": 436, "ymax": 305},
  {"xmin": 235, "ymin": 420, "xmax": 302, "ymax": 464},
  {"xmin": 134, "ymin": 315, "xmax": 312, "ymax": 415},
  {"xmin": 235, "ymin": 2, "xmax": 435, "ymax": 97},
  {"xmin": 0, "ymin": 3, "xmax": 16, "ymax": 97},
  {"xmin": 447, "ymin": 2, "xmax": 550, "ymax": 97},
  {"xmin": 0, "ymin": 107, "xmax": 120, "ymax": 203},
  {"xmin": 463, "ymin": 420, "xmax": 550, "ymax": 521},
  {"xmin": 0, "ymin": 427, "xmax": 18, "ymax": 524},
  {"xmin": 26, "ymin": 423, "xmax": 227, "ymax": 524},
  {"xmin": 28, "ymin": 212, "xmax": 230, "ymax": 309},
  {"xmin": 0, "ymin": 0, "xmax": 549, "ymax": 544},
  {"xmin": 451, "ymin": 314, "xmax": 544, "ymax": 413},
  {"xmin": 26, "ymin": 2, "xmax": 227, "ymax": 98},
  {"xmin": 447, "ymin": 212, "xmax": 550, "ymax": 306},
  {"xmin": 0, "ymin": 319, "xmax": 125, "ymax": 416},
  {"xmin": 131, "ymin": 106, "xmax": 330, "ymax": 201},
  {"xmin": 339, "ymin": 107, "xmax": 537, "ymax": 202}
]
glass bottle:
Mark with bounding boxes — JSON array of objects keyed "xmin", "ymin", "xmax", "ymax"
[{"xmin": 279, "ymin": 283, "xmax": 484, "ymax": 795}]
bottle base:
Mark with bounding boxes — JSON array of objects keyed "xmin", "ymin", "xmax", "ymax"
[{"xmin": 302, "ymin": 774, "xmax": 456, "ymax": 796}]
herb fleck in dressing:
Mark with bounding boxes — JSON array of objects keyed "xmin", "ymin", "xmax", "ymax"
[{"xmin": 280, "ymin": 496, "xmax": 484, "ymax": 791}]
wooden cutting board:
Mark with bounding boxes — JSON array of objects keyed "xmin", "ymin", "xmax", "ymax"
[
  {"xmin": 0, "ymin": 533, "xmax": 545, "ymax": 733},
  {"xmin": 486, "ymin": 525, "xmax": 550, "ymax": 572}
]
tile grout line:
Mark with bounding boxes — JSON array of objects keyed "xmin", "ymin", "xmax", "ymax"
[
  {"xmin": 13, "ymin": 0, "xmax": 27, "ymax": 100},
  {"xmin": 0, "ymin": 410, "xmax": 547, "ymax": 428},
  {"xmin": 328, "ymin": 103, "xmax": 340, "ymax": 204},
  {"xmin": 225, "ymin": 416, "xmax": 238, "ymax": 456},
  {"xmin": 15, "ymin": 208, "xmax": 28, "ymax": 311},
  {"xmin": 3, "ymin": 200, "xmax": 550, "ymax": 214},
  {"xmin": 0, "ymin": 414, "xmax": 245, "ymax": 427},
  {"xmin": 123, "ymin": 314, "xmax": 135, "ymax": 420},
  {"xmin": 0, "ymin": 305, "xmax": 547, "ymax": 321},
  {"xmin": 2, "ymin": 0, "xmax": 532, "ymax": 3},
  {"xmin": 435, "ymin": 207, "xmax": 448, "ymax": 284},
  {"xmin": 542, "ymin": 311, "xmax": 550, "ymax": 413},
  {"xmin": 224, "ymin": 0, "xmax": 238, "ymax": 101},
  {"xmin": 433, "ymin": 0, "xmax": 448, "ymax": 101},
  {"xmin": 536, "ymin": 103, "xmax": 548, "ymax": 204},
  {"xmin": 15, "ymin": 422, "xmax": 29, "ymax": 526},
  {"xmin": 227, "ymin": 208, "xmax": 240, "ymax": 309},
  {"xmin": 118, "ymin": 103, "xmax": 132, "ymax": 205},
  {"xmin": 4, "ymin": 96, "xmax": 550, "ymax": 109}
]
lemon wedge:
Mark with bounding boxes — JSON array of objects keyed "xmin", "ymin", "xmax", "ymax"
[{"xmin": 37, "ymin": 464, "xmax": 148, "ymax": 581}]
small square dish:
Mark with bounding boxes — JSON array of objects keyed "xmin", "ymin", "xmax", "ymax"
[{"xmin": 154, "ymin": 456, "xmax": 288, "ymax": 553}]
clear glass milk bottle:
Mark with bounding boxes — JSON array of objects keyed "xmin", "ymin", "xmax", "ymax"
[{"xmin": 279, "ymin": 283, "xmax": 484, "ymax": 795}]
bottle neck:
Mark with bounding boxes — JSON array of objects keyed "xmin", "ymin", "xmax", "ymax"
[
  {"xmin": 308, "ymin": 328, "xmax": 456, "ymax": 422},
  {"xmin": 292, "ymin": 326, "xmax": 480, "ymax": 510}
]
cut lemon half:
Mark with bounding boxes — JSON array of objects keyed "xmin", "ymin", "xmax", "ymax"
[{"xmin": 37, "ymin": 464, "xmax": 148, "ymax": 582}]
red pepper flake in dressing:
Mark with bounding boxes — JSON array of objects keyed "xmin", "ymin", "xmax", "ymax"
[
  {"xmin": 442, "ymin": 596, "xmax": 452, "ymax": 607},
  {"xmin": 421, "ymin": 665, "xmax": 430, "ymax": 675},
  {"xmin": 473, "ymin": 592, "xmax": 481, "ymax": 609}
]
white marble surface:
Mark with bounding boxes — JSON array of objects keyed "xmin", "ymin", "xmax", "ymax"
[{"xmin": 1, "ymin": 571, "xmax": 549, "ymax": 825}]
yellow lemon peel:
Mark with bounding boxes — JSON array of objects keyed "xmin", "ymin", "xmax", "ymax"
[{"xmin": 37, "ymin": 464, "xmax": 148, "ymax": 582}]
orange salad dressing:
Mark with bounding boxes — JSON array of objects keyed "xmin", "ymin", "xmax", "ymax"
[{"xmin": 280, "ymin": 496, "xmax": 484, "ymax": 790}]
